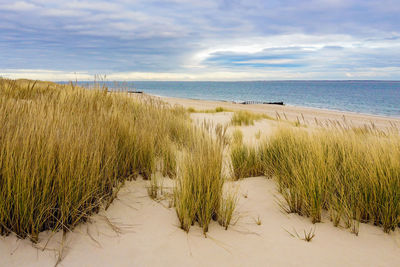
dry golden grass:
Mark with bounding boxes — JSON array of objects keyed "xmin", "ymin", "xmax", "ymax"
[
  {"xmin": 231, "ymin": 110, "xmax": 273, "ymax": 126},
  {"xmin": 230, "ymin": 143, "xmax": 264, "ymax": 180},
  {"xmin": 230, "ymin": 129, "xmax": 264, "ymax": 179},
  {"xmin": 188, "ymin": 106, "xmax": 231, "ymax": 113},
  {"xmin": 233, "ymin": 124, "xmax": 400, "ymax": 233},
  {"xmin": 0, "ymin": 78, "xmax": 193, "ymax": 241},
  {"xmin": 0, "ymin": 78, "xmax": 237, "ymax": 241},
  {"xmin": 218, "ymin": 186, "xmax": 238, "ymax": 230},
  {"xmin": 174, "ymin": 123, "xmax": 233, "ymax": 235}
]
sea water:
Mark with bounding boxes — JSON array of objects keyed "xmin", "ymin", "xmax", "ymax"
[{"xmin": 70, "ymin": 81, "xmax": 400, "ymax": 117}]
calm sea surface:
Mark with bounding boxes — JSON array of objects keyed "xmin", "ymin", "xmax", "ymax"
[{"xmin": 69, "ymin": 81, "xmax": 400, "ymax": 117}]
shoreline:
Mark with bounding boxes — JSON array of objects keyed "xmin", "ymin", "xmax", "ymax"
[
  {"xmin": 148, "ymin": 94, "xmax": 400, "ymax": 128},
  {"xmin": 147, "ymin": 93, "xmax": 400, "ymax": 120}
]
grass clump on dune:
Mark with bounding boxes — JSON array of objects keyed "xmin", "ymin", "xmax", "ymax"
[
  {"xmin": 0, "ymin": 78, "xmax": 192, "ymax": 241},
  {"xmin": 261, "ymin": 126, "xmax": 400, "ymax": 233},
  {"xmin": 229, "ymin": 123, "xmax": 400, "ymax": 233},
  {"xmin": 218, "ymin": 186, "xmax": 238, "ymax": 230},
  {"xmin": 174, "ymin": 123, "xmax": 236, "ymax": 234},
  {"xmin": 231, "ymin": 144, "xmax": 264, "ymax": 179},
  {"xmin": 188, "ymin": 106, "xmax": 231, "ymax": 113},
  {"xmin": 231, "ymin": 110, "xmax": 272, "ymax": 126},
  {"xmin": 230, "ymin": 129, "xmax": 264, "ymax": 179}
]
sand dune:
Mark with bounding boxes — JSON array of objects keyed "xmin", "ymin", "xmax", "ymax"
[
  {"xmin": 2, "ymin": 176, "xmax": 399, "ymax": 267},
  {"xmin": 1, "ymin": 98, "xmax": 400, "ymax": 267}
]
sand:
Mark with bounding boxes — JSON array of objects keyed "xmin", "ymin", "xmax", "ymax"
[
  {"xmin": 163, "ymin": 95, "xmax": 400, "ymax": 129},
  {"xmin": 1, "ymin": 97, "xmax": 400, "ymax": 267}
]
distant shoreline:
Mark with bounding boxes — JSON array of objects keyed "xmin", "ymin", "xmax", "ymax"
[
  {"xmin": 148, "ymin": 94, "xmax": 400, "ymax": 128},
  {"xmin": 147, "ymin": 93, "xmax": 400, "ymax": 121},
  {"xmin": 59, "ymin": 80, "xmax": 400, "ymax": 83},
  {"xmin": 60, "ymin": 80, "xmax": 400, "ymax": 119}
]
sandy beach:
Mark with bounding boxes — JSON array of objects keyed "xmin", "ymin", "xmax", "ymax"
[
  {"xmin": 3, "ymin": 0, "xmax": 400, "ymax": 265},
  {"xmin": 160, "ymin": 95, "xmax": 400, "ymax": 129},
  {"xmin": 2, "ymin": 176, "xmax": 399, "ymax": 267},
  {"xmin": 1, "ymin": 95, "xmax": 400, "ymax": 267}
]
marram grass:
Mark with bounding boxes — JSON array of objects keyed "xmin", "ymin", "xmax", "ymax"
[
  {"xmin": 230, "ymin": 144, "xmax": 264, "ymax": 180},
  {"xmin": 0, "ymin": 79, "xmax": 193, "ymax": 241},
  {"xmin": 174, "ymin": 123, "xmax": 236, "ymax": 235},
  {"xmin": 188, "ymin": 106, "xmax": 230, "ymax": 113},
  {"xmin": 0, "ymin": 78, "xmax": 237, "ymax": 241},
  {"xmin": 230, "ymin": 129, "xmax": 265, "ymax": 179},
  {"xmin": 231, "ymin": 110, "xmax": 273, "ymax": 126},
  {"xmin": 232, "ymin": 125, "xmax": 400, "ymax": 233}
]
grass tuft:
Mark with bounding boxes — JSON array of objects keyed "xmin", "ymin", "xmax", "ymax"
[
  {"xmin": 218, "ymin": 186, "xmax": 238, "ymax": 230},
  {"xmin": 231, "ymin": 110, "xmax": 272, "ymax": 126},
  {"xmin": 174, "ymin": 124, "xmax": 229, "ymax": 235},
  {"xmin": 188, "ymin": 106, "xmax": 231, "ymax": 113},
  {"xmin": 286, "ymin": 227, "xmax": 316, "ymax": 242}
]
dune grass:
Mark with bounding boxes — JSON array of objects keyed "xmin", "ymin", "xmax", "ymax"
[
  {"xmin": 232, "ymin": 124, "xmax": 400, "ymax": 233},
  {"xmin": 0, "ymin": 78, "xmax": 237, "ymax": 241},
  {"xmin": 218, "ymin": 186, "xmax": 238, "ymax": 230},
  {"xmin": 174, "ymin": 131, "xmax": 224, "ymax": 234},
  {"xmin": 188, "ymin": 106, "xmax": 231, "ymax": 113},
  {"xmin": 0, "ymin": 78, "xmax": 195, "ymax": 241},
  {"xmin": 230, "ymin": 146, "xmax": 264, "ymax": 180},
  {"xmin": 230, "ymin": 129, "xmax": 265, "ymax": 180},
  {"xmin": 231, "ymin": 144, "xmax": 264, "ymax": 179},
  {"xmin": 231, "ymin": 128, "xmax": 243, "ymax": 144},
  {"xmin": 231, "ymin": 110, "xmax": 273, "ymax": 126},
  {"xmin": 174, "ymin": 123, "xmax": 236, "ymax": 234}
]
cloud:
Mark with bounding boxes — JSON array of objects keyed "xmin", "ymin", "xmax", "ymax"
[
  {"xmin": 0, "ymin": 0, "xmax": 400, "ymax": 80},
  {"xmin": 0, "ymin": 69, "xmax": 92, "ymax": 80},
  {"xmin": 0, "ymin": 1, "xmax": 37, "ymax": 11},
  {"xmin": 41, "ymin": 8, "xmax": 90, "ymax": 17}
]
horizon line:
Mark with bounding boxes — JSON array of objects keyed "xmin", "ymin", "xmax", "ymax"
[{"xmin": 55, "ymin": 79, "xmax": 400, "ymax": 82}]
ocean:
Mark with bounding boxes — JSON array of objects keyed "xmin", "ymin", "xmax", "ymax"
[{"xmin": 70, "ymin": 81, "xmax": 400, "ymax": 118}]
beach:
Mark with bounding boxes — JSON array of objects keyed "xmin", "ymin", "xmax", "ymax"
[
  {"xmin": 2, "ymin": 176, "xmax": 399, "ymax": 267},
  {"xmin": 1, "ymin": 90, "xmax": 400, "ymax": 267},
  {"xmin": 3, "ymin": 0, "xmax": 400, "ymax": 265},
  {"xmin": 160, "ymin": 95, "xmax": 400, "ymax": 129}
]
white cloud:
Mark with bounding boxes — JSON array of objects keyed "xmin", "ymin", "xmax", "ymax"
[
  {"xmin": 238, "ymin": 59, "xmax": 296, "ymax": 64},
  {"xmin": 0, "ymin": 1, "xmax": 37, "ymax": 11},
  {"xmin": 1, "ymin": 69, "xmax": 308, "ymax": 81},
  {"xmin": 3, "ymin": 66, "xmax": 400, "ymax": 82},
  {"xmin": 1, "ymin": 1, "xmax": 400, "ymax": 80},
  {"xmin": 41, "ymin": 8, "xmax": 90, "ymax": 17},
  {"xmin": 0, "ymin": 69, "xmax": 92, "ymax": 81}
]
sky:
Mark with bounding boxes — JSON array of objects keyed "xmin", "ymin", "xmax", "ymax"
[{"xmin": 0, "ymin": 0, "xmax": 400, "ymax": 81}]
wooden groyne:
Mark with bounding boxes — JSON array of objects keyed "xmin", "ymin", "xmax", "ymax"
[{"xmin": 239, "ymin": 100, "xmax": 284, "ymax": 105}]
